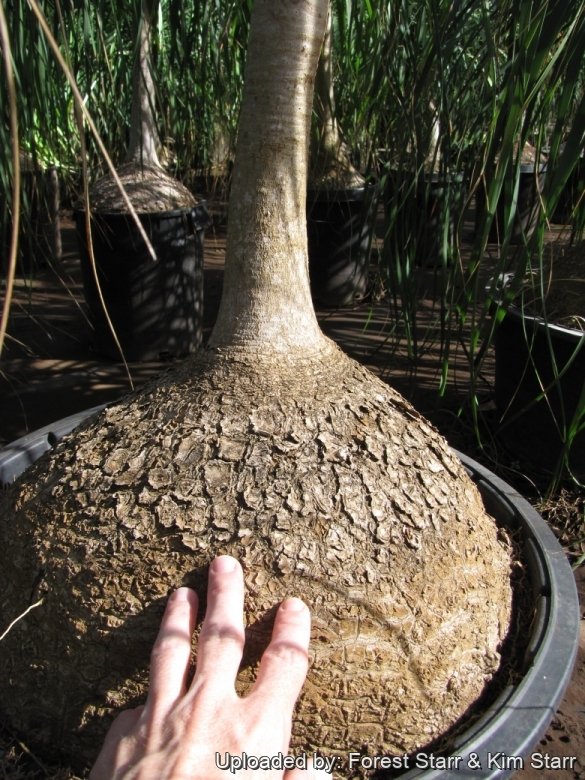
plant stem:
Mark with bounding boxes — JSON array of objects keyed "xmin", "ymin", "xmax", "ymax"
[
  {"xmin": 209, "ymin": 0, "xmax": 329, "ymax": 353},
  {"xmin": 127, "ymin": 0, "xmax": 161, "ymax": 167}
]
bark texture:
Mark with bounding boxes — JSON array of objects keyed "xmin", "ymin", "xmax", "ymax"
[
  {"xmin": 87, "ymin": 161, "xmax": 197, "ymax": 213},
  {"xmin": 0, "ymin": 344, "xmax": 512, "ymax": 775}
]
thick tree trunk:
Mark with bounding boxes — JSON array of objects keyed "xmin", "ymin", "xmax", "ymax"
[
  {"xmin": 126, "ymin": 0, "xmax": 161, "ymax": 167},
  {"xmin": 209, "ymin": 0, "xmax": 328, "ymax": 351}
]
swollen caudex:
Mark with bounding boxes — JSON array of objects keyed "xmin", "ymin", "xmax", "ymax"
[{"xmin": 0, "ymin": 342, "xmax": 512, "ymax": 775}]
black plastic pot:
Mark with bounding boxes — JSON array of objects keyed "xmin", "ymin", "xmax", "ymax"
[
  {"xmin": 0, "ymin": 405, "xmax": 107, "ymax": 486},
  {"xmin": 475, "ymin": 164, "xmax": 546, "ymax": 245},
  {"xmin": 383, "ymin": 170, "xmax": 466, "ymax": 268},
  {"xmin": 0, "ymin": 409, "xmax": 578, "ymax": 778},
  {"xmin": 74, "ymin": 204, "xmax": 209, "ymax": 361},
  {"xmin": 307, "ymin": 186, "xmax": 376, "ymax": 307},
  {"xmin": 494, "ymin": 305, "xmax": 585, "ymax": 479}
]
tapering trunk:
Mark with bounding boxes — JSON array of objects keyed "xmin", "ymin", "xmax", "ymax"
[
  {"xmin": 209, "ymin": 0, "xmax": 328, "ymax": 351},
  {"xmin": 89, "ymin": 0, "xmax": 196, "ymax": 213},
  {"xmin": 126, "ymin": 0, "xmax": 161, "ymax": 167},
  {"xmin": 309, "ymin": 8, "xmax": 363, "ymax": 189}
]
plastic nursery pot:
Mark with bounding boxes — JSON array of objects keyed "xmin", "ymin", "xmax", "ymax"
[
  {"xmin": 0, "ymin": 414, "xmax": 579, "ymax": 779},
  {"xmin": 0, "ymin": 406, "xmax": 108, "ymax": 487},
  {"xmin": 74, "ymin": 203, "xmax": 210, "ymax": 362},
  {"xmin": 382, "ymin": 170, "xmax": 466, "ymax": 269},
  {"xmin": 494, "ymin": 304, "xmax": 585, "ymax": 480},
  {"xmin": 475, "ymin": 164, "xmax": 546, "ymax": 245},
  {"xmin": 307, "ymin": 185, "xmax": 377, "ymax": 308}
]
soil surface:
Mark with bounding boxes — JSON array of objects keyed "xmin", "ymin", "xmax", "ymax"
[{"xmin": 1, "ymin": 207, "xmax": 583, "ymax": 778}]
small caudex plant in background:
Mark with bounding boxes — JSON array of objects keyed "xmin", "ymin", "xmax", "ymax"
[
  {"xmin": 86, "ymin": 0, "xmax": 196, "ymax": 212},
  {"xmin": 75, "ymin": 0, "xmax": 209, "ymax": 362},
  {"xmin": 306, "ymin": 5, "xmax": 376, "ymax": 307},
  {"xmin": 0, "ymin": 0, "xmax": 512, "ymax": 776}
]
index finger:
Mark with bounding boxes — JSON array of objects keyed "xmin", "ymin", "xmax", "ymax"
[{"xmin": 145, "ymin": 587, "xmax": 199, "ymax": 723}]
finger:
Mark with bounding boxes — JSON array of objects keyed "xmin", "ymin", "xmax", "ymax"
[
  {"xmin": 145, "ymin": 587, "xmax": 198, "ymax": 722},
  {"xmin": 191, "ymin": 555, "xmax": 245, "ymax": 690},
  {"xmin": 89, "ymin": 707, "xmax": 144, "ymax": 780},
  {"xmin": 249, "ymin": 597, "xmax": 310, "ymax": 713}
]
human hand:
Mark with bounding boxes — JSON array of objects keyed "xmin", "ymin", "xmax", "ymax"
[{"xmin": 90, "ymin": 555, "xmax": 331, "ymax": 779}]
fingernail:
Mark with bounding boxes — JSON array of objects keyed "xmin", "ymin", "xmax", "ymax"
[
  {"xmin": 171, "ymin": 586, "xmax": 194, "ymax": 602},
  {"xmin": 211, "ymin": 555, "xmax": 237, "ymax": 573},
  {"xmin": 280, "ymin": 597, "xmax": 306, "ymax": 612}
]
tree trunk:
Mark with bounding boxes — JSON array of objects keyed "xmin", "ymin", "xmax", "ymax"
[
  {"xmin": 209, "ymin": 0, "xmax": 328, "ymax": 351},
  {"xmin": 0, "ymin": 1, "xmax": 513, "ymax": 775},
  {"xmin": 126, "ymin": 0, "xmax": 161, "ymax": 167},
  {"xmin": 309, "ymin": 8, "xmax": 364, "ymax": 189}
]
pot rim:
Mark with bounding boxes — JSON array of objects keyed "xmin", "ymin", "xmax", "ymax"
[
  {"xmin": 73, "ymin": 202, "xmax": 209, "ymax": 221},
  {"xmin": 397, "ymin": 451, "xmax": 579, "ymax": 779},
  {"xmin": 507, "ymin": 302, "xmax": 585, "ymax": 344}
]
